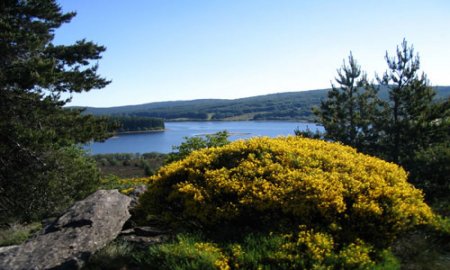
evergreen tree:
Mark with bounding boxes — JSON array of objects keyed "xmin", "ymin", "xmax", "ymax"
[
  {"xmin": 408, "ymin": 97, "xmax": 450, "ymax": 198},
  {"xmin": 314, "ymin": 53, "xmax": 384, "ymax": 153},
  {"xmin": 377, "ymin": 39, "xmax": 436, "ymax": 164},
  {"xmin": 0, "ymin": 0, "xmax": 111, "ymax": 221}
]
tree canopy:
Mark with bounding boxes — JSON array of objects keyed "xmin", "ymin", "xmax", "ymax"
[
  {"xmin": 313, "ymin": 52, "xmax": 385, "ymax": 154},
  {"xmin": 0, "ymin": 0, "xmax": 111, "ymax": 221},
  {"xmin": 312, "ymin": 39, "xmax": 449, "ymax": 200}
]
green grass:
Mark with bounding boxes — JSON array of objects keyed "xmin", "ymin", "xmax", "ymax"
[
  {"xmin": 83, "ymin": 240, "xmax": 136, "ymax": 270},
  {"xmin": 135, "ymin": 234, "xmax": 225, "ymax": 270},
  {"xmin": 0, "ymin": 222, "xmax": 42, "ymax": 247}
]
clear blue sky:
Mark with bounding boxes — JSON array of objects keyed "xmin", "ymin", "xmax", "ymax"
[{"xmin": 55, "ymin": 0, "xmax": 450, "ymax": 107}]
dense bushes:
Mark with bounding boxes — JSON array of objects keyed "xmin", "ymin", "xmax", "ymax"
[
  {"xmin": 107, "ymin": 116, "xmax": 164, "ymax": 133},
  {"xmin": 137, "ymin": 137, "xmax": 433, "ymax": 267},
  {"xmin": 1, "ymin": 146, "xmax": 101, "ymax": 222}
]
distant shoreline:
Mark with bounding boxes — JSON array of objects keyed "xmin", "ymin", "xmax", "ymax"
[
  {"xmin": 163, "ymin": 119, "xmax": 314, "ymax": 123},
  {"xmin": 115, "ymin": 129, "xmax": 165, "ymax": 135}
]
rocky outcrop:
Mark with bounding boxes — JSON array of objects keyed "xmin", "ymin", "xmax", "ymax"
[{"xmin": 0, "ymin": 189, "xmax": 131, "ymax": 270}]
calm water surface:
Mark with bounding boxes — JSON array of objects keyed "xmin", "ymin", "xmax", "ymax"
[{"xmin": 85, "ymin": 121, "xmax": 323, "ymax": 154}]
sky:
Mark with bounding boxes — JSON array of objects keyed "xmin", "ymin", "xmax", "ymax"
[{"xmin": 55, "ymin": 0, "xmax": 450, "ymax": 107}]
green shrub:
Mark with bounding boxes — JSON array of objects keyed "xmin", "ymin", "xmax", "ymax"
[
  {"xmin": 1, "ymin": 146, "xmax": 101, "ymax": 222},
  {"xmin": 165, "ymin": 130, "xmax": 230, "ymax": 164},
  {"xmin": 409, "ymin": 142, "xmax": 450, "ymax": 200}
]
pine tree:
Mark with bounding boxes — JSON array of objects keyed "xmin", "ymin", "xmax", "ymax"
[
  {"xmin": 377, "ymin": 39, "xmax": 436, "ymax": 164},
  {"xmin": 0, "ymin": 0, "xmax": 111, "ymax": 221},
  {"xmin": 314, "ymin": 52, "xmax": 384, "ymax": 153}
]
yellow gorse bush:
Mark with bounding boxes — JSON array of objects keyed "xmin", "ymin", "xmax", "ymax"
[
  {"xmin": 139, "ymin": 136, "xmax": 433, "ymax": 246},
  {"xmin": 278, "ymin": 226, "xmax": 375, "ymax": 269}
]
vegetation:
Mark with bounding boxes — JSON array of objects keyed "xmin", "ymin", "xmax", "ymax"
[
  {"xmin": 82, "ymin": 87, "xmax": 450, "ymax": 122},
  {"xmin": 0, "ymin": 0, "xmax": 111, "ymax": 222},
  {"xmin": 134, "ymin": 136, "xmax": 434, "ymax": 268},
  {"xmin": 377, "ymin": 39, "xmax": 437, "ymax": 165},
  {"xmin": 93, "ymin": 152, "xmax": 166, "ymax": 178},
  {"xmin": 165, "ymin": 130, "xmax": 230, "ymax": 163},
  {"xmin": 311, "ymin": 40, "xmax": 450, "ymax": 203},
  {"xmin": 0, "ymin": 222, "xmax": 42, "ymax": 247},
  {"xmin": 1, "ymin": 3, "xmax": 447, "ymax": 268},
  {"xmin": 107, "ymin": 116, "xmax": 164, "ymax": 133},
  {"xmin": 314, "ymin": 53, "xmax": 385, "ymax": 154}
]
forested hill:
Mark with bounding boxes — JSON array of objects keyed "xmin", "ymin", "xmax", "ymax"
[{"xmin": 81, "ymin": 86, "xmax": 450, "ymax": 122}]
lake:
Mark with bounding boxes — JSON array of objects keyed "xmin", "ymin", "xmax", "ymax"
[{"xmin": 85, "ymin": 121, "xmax": 323, "ymax": 154}]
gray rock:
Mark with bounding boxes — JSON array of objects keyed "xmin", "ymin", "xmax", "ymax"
[
  {"xmin": 0, "ymin": 190, "xmax": 131, "ymax": 270},
  {"xmin": 127, "ymin": 184, "xmax": 147, "ymax": 209},
  {"xmin": 0, "ymin": 245, "xmax": 19, "ymax": 254}
]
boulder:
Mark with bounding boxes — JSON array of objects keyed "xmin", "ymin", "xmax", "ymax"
[
  {"xmin": 0, "ymin": 189, "xmax": 131, "ymax": 270},
  {"xmin": 127, "ymin": 184, "xmax": 147, "ymax": 209}
]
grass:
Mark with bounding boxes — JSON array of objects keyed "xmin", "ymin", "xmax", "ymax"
[
  {"xmin": 83, "ymin": 240, "xmax": 137, "ymax": 270},
  {"xmin": 391, "ymin": 217, "xmax": 450, "ymax": 270},
  {"xmin": 0, "ymin": 222, "xmax": 42, "ymax": 247},
  {"xmin": 84, "ymin": 233, "xmax": 405, "ymax": 269}
]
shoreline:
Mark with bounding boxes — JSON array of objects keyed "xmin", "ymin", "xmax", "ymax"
[{"xmin": 115, "ymin": 129, "xmax": 165, "ymax": 135}]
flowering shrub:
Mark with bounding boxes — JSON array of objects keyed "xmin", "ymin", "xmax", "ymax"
[
  {"xmin": 277, "ymin": 226, "xmax": 375, "ymax": 269},
  {"xmin": 139, "ymin": 136, "xmax": 433, "ymax": 247}
]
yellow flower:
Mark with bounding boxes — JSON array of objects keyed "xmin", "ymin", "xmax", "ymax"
[{"xmin": 139, "ymin": 136, "xmax": 433, "ymax": 244}]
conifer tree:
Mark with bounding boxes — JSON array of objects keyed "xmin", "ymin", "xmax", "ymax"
[
  {"xmin": 377, "ymin": 39, "xmax": 436, "ymax": 164},
  {"xmin": 0, "ymin": 0, "xmax": 111, "ymax": 221},
  {"xmin": 314, "ymin": 53, "xmax": 384, "ymax": 153}
]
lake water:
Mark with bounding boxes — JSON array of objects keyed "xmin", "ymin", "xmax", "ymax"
[{"xmin": 85, "ymin": 121, "xmax": 323, "ymax": 154}]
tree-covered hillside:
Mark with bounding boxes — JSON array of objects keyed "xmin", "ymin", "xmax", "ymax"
[{"xmin": 81, "ymin": 86, "xmax": 450, "ymax": 122}]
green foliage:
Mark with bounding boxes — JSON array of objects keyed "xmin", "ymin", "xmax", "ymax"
[
  {"xmin": 313, "ymin": 52, "xmax": 386, "ymax": 155},
  {"xmin": 294, "ymin": 125, "xmax": 325, "ymax": 139},
  {"xmin": 2, "ymin": 146, "xmax": 101, "ymax": 221},
  {"xmin": 0, "ymin": 222, "xmax": 42, "ymax": 247},
  {"xmin": 409, "ymin": 143, "xmax": 450, "ymax": 199},
  {"xmin": 165, "ymin": 130, "xmax": 230, "ymax": 163},
  {"xmin": 84, "ymin": 241, "xmax": 135, "ymax": 270},
  {"xmin": 377, "ymin": 39, "xmax": 436, "ymax": 164},
  {"xmin": 107, "ymin": 116, "xmax": 164, "ymax": 133},
  {"xmin": 372, "ymin": 250, "xmax": 401, "ymax": 270},
  {"xmin": 141, "ymin": 234, "xmax": 228, "ymax": 270},
  {"xmin": 0, "ymin": 0, "xmax": 111, "ymax": 222},
  {"xmin": 84, "ymin": 90, "xmax": 330, "ymax": 121},
  {"xmin": 117, "ymin": 232, "xmax": 404, "ymax": 270},
  {"xmin": 314, "ymin": 40, "xmax": 449, "ymax": 200},
  {"xmin": 93, "ymin": 152, "xmax": 166, "ymax": 178},
  {"xmin": 84, "ymin": 87, "xmax": 450, "ymax": 122}
]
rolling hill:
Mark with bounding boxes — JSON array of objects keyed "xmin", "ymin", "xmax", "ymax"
[{"xmin": 79, "ymin": 86, "xmax": 450, "ymax": 122}]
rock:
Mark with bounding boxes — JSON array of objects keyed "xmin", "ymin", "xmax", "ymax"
[
  {"xmin": 0, "ymin": 190, "xmax": 131, "ymax": 270},
  {"xmin": 0, "ymin": 245, "xmax": 19, "ymax": 255},
  {"xmin": 127, "ymin": 184, "xmax": 147, "ymax": 209}
]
